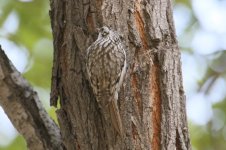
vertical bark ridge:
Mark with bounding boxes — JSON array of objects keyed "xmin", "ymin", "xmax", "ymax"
[
  {"xmin": 134, "ymin": 0, "xmax": 148, "ymax": 50},
  {"xmin": 150, "ymin": 64, "xmax": 162, "ymax": 150}
]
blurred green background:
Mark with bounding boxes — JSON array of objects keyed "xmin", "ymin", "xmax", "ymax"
[{"xmin": 0, "ymin": 0, "xmax": 226, "ymax": 149}]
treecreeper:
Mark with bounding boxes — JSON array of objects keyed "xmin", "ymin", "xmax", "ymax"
[{"xmin": 86, "ymin": 26, "xmax": 127, "ymax": 136}]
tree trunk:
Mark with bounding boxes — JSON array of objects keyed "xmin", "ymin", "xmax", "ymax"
[{"xmin": 49, "ymin": 0, "xmax": 191, "ymax": 149}]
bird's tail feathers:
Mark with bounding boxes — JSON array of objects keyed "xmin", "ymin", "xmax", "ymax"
[{"xmin": 109, "ymin": 99, "xmax": 123, "ymax": 137}]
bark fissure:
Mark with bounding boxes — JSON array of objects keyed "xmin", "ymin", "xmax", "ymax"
[{"xmin": 151, "ymin": 64, "xmax": 162, "ymax": 150}]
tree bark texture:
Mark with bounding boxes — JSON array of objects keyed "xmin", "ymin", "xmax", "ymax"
[
  {"xmin": 49, "ymin": 0, "xmax": 191, "ymax": 149},
  {"xmin": 0, "ymin": 46, "xmax": 62, "ymax": 150}
]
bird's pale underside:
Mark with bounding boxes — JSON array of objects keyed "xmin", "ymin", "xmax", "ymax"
[{"xmin": 86, "ymin": 26, "xmax": 126, "ymax": 136}]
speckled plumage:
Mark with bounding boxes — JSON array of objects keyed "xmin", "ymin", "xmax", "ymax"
[{"xmin": 86, "ymin": 26, "xmax": 126, "ymax": 136}]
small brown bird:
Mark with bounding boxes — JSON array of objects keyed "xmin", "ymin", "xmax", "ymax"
[{"xmin": 86, "ymin": 26, "xmax": 126, "ymax": 136}]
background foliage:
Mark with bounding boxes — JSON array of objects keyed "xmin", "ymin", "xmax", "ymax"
[{"xmin": 0, "ymin": 0, "xmax": 226, "ymax": 149}]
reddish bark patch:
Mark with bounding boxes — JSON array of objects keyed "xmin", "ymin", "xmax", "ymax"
[
  {"xmin": 131, "ymin": 71, "xmax": 142, "ymax": 117},
  {"xmin": 134, "ymin": 1, "xmax": 148, "ymax": 50},
  {"xmin": 150, "ymin": 64, "xmax": 161, "ymax": 150},
  {"xmin": 86, "ymin": 13, "xmax": 94, "ymax": 32},
  {"xmin": 133, "ymin": 1, "xmax": 162, "ymax": 149},
  {"xmin": 132, "ymin": 120, "xmax": 138, "ymax": 139}
]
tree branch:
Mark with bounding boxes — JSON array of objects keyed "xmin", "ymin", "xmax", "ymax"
[{"xmin": 0, "ymin": 45, "xmax": 63, "ymax": 150}]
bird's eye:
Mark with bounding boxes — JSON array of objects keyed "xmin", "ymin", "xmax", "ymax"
[{"xmin": 101, "ymin": 31, "xmax": 108, "ymax": 37}]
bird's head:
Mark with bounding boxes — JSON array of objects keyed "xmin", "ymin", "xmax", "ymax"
[{"xmin": 97, "ymin": 26, "xmax": 111, "ymax": 39}]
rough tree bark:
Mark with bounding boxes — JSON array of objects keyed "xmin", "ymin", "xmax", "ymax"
[
  {"xmin": 49, "ymin": 0, "xmax": 191, "ymax": 150},
  {"xmin": 0, "ymin": 0, "xmax": 191, "ymax": 149}
]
